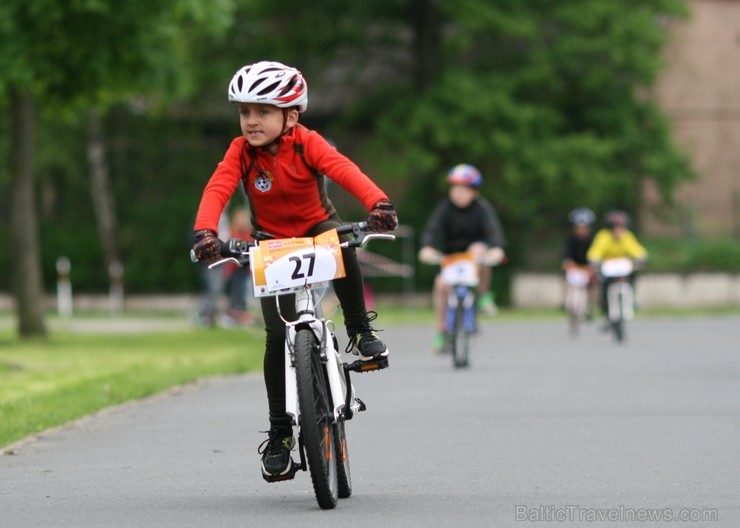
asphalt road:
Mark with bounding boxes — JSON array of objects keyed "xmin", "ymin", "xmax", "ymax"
[{"xmin": 2, "ymin": 315, "xmax": 739, "ymax": 527}]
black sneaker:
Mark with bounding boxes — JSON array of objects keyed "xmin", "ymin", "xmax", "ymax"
[
  {"xmin": 346, "ymin": 312, "xmax": 389, "ymax": 361},
  {"xmin": 258, "ymin": 427, "xmax": 295, "ymax": 477}
]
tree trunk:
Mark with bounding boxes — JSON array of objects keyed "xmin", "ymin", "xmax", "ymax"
[
  {"xmin": 410, "ymin": 0, "xmax": 440, "ymax": 92},
  {"xmin": 9, "ymin": 88, "xmax": 47, "ymax": 337},
  {"xmin": 87, "ymin": 109, "xmax": 123, "ymax": 310}
]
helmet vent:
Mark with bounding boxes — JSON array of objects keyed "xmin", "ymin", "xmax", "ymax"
[
  {"xmin": 258, "ymin": 81, "xmax": 281, "ymax": 96},
  {"xmin": 249, "ymin": 77, "xmax": 266, "ymax": 92},
  {"xmin": 280, "ymin": 77, "xmax": 298, "ymax": 95}
]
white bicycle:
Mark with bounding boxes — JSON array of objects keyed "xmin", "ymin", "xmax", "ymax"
[
  {"xmin": 600, "ymin": 258, "xmax": 636, "ymax": 343},
  {"xmin": 194, "ymin": 221, "xmax": 394, "ymax": 509},
  {"xmin": 564, "ymin": 265, "xmax": 592, "ymax": 337}
]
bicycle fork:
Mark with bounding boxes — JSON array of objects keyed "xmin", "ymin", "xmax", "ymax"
[
  {"xmin": 284, "ymin": 318, "xmax": 364, "ymax": 425},
  {"xmin": 445, "ymin": 285, "xmax": 476, "ymax": 333}
]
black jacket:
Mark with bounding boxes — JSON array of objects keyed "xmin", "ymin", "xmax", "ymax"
[
  {"xmin": 562, "ymin": 233, "xmax": 594, "ymax": 266},
  {"xmin": 421, "ymin": 197, "xmax": 506, "ymax": 254}
]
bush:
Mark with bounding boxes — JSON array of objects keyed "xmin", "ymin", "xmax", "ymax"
[{"xmin": 644, "ymin": 237, "xmax": 740, "ymax": 272}]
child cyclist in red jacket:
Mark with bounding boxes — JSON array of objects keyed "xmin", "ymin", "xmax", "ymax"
[{"xmin": 191, "ymin": 61, "xmax": 398, "ymax": 480}]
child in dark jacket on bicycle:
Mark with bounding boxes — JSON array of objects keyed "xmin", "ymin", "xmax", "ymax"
[
  {"xmin": 190, "ymin": 61, "xmax": 398, "ymax": 480},
  {"xmin": 418, "ymin": 164, "xmax": 506, "ymax": 352}
]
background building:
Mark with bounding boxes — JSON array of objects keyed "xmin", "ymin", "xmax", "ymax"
[{"xmin": 644, "ymin": 0, "xmax": 740, "ymax": 237}]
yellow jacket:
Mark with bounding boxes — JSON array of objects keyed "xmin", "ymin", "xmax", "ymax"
[{"xmin": 587, "ymin": 228, "xmax": 648, "ymax": 262}]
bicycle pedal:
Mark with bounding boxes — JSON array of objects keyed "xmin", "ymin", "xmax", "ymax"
[
  {"xmin": 346, "ymin": 356, "xmax": 389, "ymax": 373},
  {"xmin": 262, "ymin": 461, "xmax": 302, "ymax": 483}
]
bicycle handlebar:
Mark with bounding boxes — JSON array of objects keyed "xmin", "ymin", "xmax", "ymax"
[{"xmin": 191, "ymin": 221, "xmax": 395, "ymax": 269}]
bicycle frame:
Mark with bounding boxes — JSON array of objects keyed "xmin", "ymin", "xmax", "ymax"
[{"xmin": 446, "ymin": 285, "xmax": 477, "ymax": 333}]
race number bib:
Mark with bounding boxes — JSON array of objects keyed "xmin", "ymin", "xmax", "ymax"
[
  {"xmin": 440, "ymin": 253, "xmax": 479, "ymax": 287},
  {"xmin": 250, "ymin": 229, "xmax": 346, "ymax": 297}
]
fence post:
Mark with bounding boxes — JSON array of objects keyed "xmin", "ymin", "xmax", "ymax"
[
  {"xmin": 109, "ymin": 260, "xmax": 124, "ymax": 313},
  {"xmin": 56, "ymin": 257, "xmax": 73, "ymax": 318}
]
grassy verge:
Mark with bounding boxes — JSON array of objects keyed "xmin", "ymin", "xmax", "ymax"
[
  {"xmin": 3, "ymin": 305, "xmax": 738, "ymax": 450},
  {"xmin": 0, "ymin": 328, "xmax": 263, "ymax": 449}
]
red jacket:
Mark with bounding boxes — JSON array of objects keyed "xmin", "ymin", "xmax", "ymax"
[{"xmin": 194, "ymin": 125, "xmax": 387, "ymax": 238}]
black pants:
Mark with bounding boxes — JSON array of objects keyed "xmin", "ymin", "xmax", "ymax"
[{"xmin": 260, "ymin": 218, "xmax": 368, "ymax": 428}]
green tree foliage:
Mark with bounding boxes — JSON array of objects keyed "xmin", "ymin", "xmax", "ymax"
[
  {"xmin": 0, "ymin": 0, "xmax": 234, "ymax": 334},
  {"xmin": 0, "ymin": 0, "xmax": 234, "ymax": 108},
  {"xmin": 367, "ymin": 0, "xmax": 694, "ymax": 264}
]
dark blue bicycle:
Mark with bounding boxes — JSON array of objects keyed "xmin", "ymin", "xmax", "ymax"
[{"xmin": 439, "ymin": 253, "xmax": 480, "ymax": 368}]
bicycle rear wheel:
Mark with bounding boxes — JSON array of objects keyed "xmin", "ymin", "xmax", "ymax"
[{"xmin": 294, "ymin": 328, "xmax": 338, "ymax": 509}]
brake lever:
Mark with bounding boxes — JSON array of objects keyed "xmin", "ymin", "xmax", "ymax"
[
  {"xmin": 208, "ymin": 257, "xmax": 243, "ymax": 270},
  {"xmin": 340, "ymin": 233, "xmax": 396, "ymax": 248}
]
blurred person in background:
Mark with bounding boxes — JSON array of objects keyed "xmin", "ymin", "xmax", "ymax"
[
  {"xmin": 223, "ymin": 206, "xmax": 257, "ymax": 326},
  {"xmin": 562, "ymin": 207, "xmax": 597, "ymax": 319},
  {"xmin": 587, "ymin": 210, "xmax": 648, "ymax": 324},
  {"xmin": 418, "ymin": 164, "xmax": 506, "ymax": 352},
  {"xmin": 192, "ymin": 210, "xmax": 230, "ymax": 327}
]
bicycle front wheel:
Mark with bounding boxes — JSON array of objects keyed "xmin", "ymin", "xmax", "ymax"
[
  {"xmin": 334, "ymin": 420, "xmax": 352, "ymax": 498},
  {"xmin": 607, "ymin": 285, "xmax": 626, "ymax": 343},
  {"xmin": 294, "ymin": 328, "xmax": 338, "ymax": 509},
  {"xmin": 451, "ymin": 300, "xmax": 470, "ymax": 368}
]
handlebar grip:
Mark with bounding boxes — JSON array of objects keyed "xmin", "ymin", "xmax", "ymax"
[
  {"xmin": 336, "ymin": 221, "xmax": 369, "ymax": 236},
  {"xmin": 190, "ymin": 249, "xmax": 199, "ymax": 263},
  {"xmin": 223, "ymin": 238, "xmax": 253, "ymax": 258}
]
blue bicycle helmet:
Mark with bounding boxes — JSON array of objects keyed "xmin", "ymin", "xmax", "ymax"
[{"xmin": 447, "ymin": 164, "xmax": 482, "ymax": 188}]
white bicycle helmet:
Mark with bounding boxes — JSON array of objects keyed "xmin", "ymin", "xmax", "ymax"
[
  {"xmin": 228, "ymin": 61, "xmax": 308, "ymax": 113},
  {"xmin": 568, "ymin": 207, "xmax": 596, "ymax": 226}
]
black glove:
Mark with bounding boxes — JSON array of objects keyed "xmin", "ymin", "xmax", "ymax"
[
  {"xmin": 192, "ymin": 229, "xmax": 222, "ymax": 263},
  {"xmin": 366, "ymin": 199, "xmax": 398, "ymax": 232}
]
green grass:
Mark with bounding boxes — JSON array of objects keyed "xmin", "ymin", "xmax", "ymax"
[{"xmin": 0, "ymin": 328, "xmax": 264, "ymax": 449}]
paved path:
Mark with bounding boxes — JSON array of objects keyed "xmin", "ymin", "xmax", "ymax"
[{"xmin": 2, "ymin": 316, "xmax": 739, "ymax": 527}]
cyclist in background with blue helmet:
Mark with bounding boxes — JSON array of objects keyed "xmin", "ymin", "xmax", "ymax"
[{"xmin": 419, "ymin": 164, "xmax": 507, "ymax": 352}]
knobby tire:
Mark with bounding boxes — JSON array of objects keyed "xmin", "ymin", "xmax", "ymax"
[
  {"xmin": 334, "ymin": 420, "xmax": 352, "ymax": 498},
  {"xmin": 452, "ymin": 298, "xmax": 469, "ymax": 368},
  {"xmin": 294, "ymin": 328, "xmax": 339, "ymax": 509}
]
